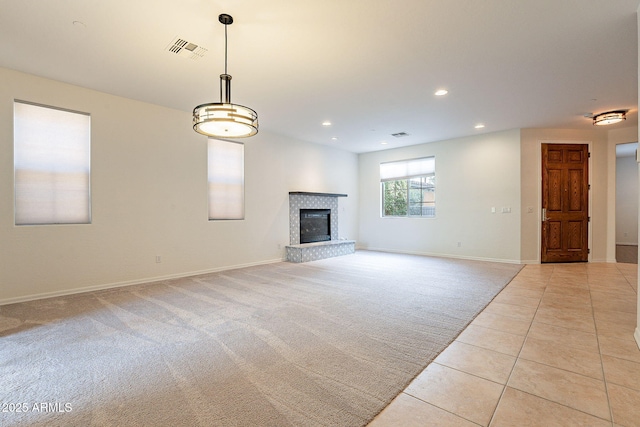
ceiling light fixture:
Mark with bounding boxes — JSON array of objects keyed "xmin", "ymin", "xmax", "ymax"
[
  {"xmin": 435, "ymin": 89, "xmax": 448, "ymax": 96},
  {"xmin": 592, "ymin": 110, "xmax": 626, "ymax": 126},
  {"xmin": 322, "ymin": 121, "xmax": 332, "ymax": 126},
  {"xmin": 193, "ymin": 14, "xmax": 258, "ymax": 138},
  {"xmin": 474, "ymin": 124, "xmax": 485, "ymax": 129}
]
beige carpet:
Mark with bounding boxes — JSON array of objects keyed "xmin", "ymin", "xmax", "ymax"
[
  {"xmin": 616, "ymin": 244, "xmax": 638, "ymax": 264},
  {"xmin": 0, "ymin": 251, "xmax": 522, "ymax": 427}
]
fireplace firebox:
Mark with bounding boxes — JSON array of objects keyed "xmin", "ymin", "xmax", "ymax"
[{"xmin": 300, "ymin": 209, "xmax": 331, "ymax": 244}]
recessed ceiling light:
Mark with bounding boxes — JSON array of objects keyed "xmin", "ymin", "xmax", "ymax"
[
  {"xmin": 380, "ymin": 141, "xmax": 388, "ymax": 145},
  {"xmin": 435, "ymin": 89, "xmax": 448, "ymax": 96},
  {"xmin": 322, "ymin": 121, "xmax": 332, "ymax": 126},
  {"xmin": 331, "ymin": 137, "xmax": 338, "ymax": 141},
  {"xmin": 475, "ymin": 124, "xmax": 485, "ymax": 129}
]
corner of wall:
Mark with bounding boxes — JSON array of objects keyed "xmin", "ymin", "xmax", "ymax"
[{"xmin": 636, "ymin": 3, "xmax": 640, "ymax": 348}]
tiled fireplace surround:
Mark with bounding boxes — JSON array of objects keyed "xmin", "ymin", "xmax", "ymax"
[{"xmin": 286, "ymin": 192, "xmax": 356, "ymax": 263}]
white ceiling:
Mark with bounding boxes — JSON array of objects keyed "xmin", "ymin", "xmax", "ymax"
[{"xmin": 1, "ymin": 0, "xmax": 639, "ymax": 153}]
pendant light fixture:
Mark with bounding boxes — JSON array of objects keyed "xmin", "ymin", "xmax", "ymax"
[
  {"xmin": 592, "ymin": 110, "xmax": 626, "ymax": 126},
  {"xmin": 193, "ymin": 14, "xmax": 258, "ymax": 138}
]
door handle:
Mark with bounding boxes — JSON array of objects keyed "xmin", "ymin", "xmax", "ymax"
[{"xmin": 542, "ymin": 208, "xmax": 546, "ymax": 222}]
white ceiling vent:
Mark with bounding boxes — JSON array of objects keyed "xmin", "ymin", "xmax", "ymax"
[
  {"xmin": 391, "ymin": 132, "xmax": 410, "ymax": 138},
  {"xmin": 166, "ymin": 37, "xmax": 207, "ymax": 60}
]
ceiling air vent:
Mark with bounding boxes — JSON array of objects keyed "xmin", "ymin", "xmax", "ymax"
[
  {"xmin": 391, "ymin": 132, "xmax": 410, "ymax": 138},
  {"xmin": 166, "ymin": 37, "xmax": 207, "ymax": 60}
]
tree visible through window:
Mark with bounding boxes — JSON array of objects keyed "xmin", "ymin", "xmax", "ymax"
[
  {"xmin": 380, "ymin": 157, "xmax": 435, "ymax": 217},
  {"xmin": 383, "ymin": 180, "xmax": 408, "ymax": 216}
]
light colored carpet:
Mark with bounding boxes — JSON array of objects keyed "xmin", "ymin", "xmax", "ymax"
[
  {"xmin": 616, "ymin": 244, "xmax": 638, "ymax": 264},
  {"xmin": 0, "ymin": 251, "xmax": 522, "ymax": 427}
]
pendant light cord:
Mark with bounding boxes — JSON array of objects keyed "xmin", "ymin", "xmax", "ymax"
[
  {"xmin": 224, "ymin": 23, "xmax": 228, "ymax": 75},
  {"xmin": 217, "ymin": 14, "xmax": 234, "ymax": 104}
]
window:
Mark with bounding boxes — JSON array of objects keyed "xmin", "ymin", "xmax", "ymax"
[
  {"xmin": 14, "ymin": 101, "xmax": 91, "ymax": 225},
  {"xmin": 208, "ymin": 139, "xmax": 244, "ymax": 220},
  {"xmin": 380, "ymin": 157, "xmax": 435, "ymax": 217}
]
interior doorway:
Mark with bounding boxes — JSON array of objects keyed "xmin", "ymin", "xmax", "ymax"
[{"xmin": 615, "ymin": 142, "xmax": 638, "ymax": 264}]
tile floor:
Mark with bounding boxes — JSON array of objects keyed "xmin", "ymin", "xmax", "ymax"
[{"xmin": 368, "ymin": 262, "xmax": 639, "ymax": 427}]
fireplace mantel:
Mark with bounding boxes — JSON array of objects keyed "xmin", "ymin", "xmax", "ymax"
[{"xmin": 289, "ymin": 192, "xmax": 348, "ymax": 197}]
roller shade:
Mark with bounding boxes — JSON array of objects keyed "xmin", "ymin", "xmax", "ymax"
[
  {"xmin": 14, "ymin": 101, "xmax": 91, "ymax": 225},
  {"xmin": 208, "ymin": 139, "xmax": 244, "ymax": 220},
  {"xmin": 380, "ymin": 157, "xmax": 435, "ymax": 182}
]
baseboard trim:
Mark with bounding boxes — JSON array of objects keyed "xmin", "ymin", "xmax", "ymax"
[
  {"xmin": 0, "ymin": 257, "xmax": 285, "ymax": 306},
  {"xmin": 635, "ymin": 328, "xmax": 640, "ymax": 350},
  {"xmin": 356, "ymin": 247, "xmax": 521, "ymax": 264}
]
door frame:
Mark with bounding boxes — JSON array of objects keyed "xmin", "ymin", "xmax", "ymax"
[
  {"xmin": 614, "ymin": 141, "xmax": 639, "ymax": 259},
  {"xmin": 537, "ymin": 140, "xmax": 593, "ymax": 263}
]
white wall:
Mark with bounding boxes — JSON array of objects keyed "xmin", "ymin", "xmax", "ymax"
[
  {"xmin": 358, "ymin": 129, "xmax": 521, "ymax": 263},
  {"xmin": 358, "ymin": 126, "xmax": 624, "ymax": 265},
  {"xmin": 617, "ymin": 152, "xmax": 639, "ymax": 245},
  {"xmin": 636, "ymin": 6, "xmax": 640, "ymax": 349},
  {"xmin": 608, "ymin": 127, "xmax": 639, "ymax": 259},
  {"xmin": 0, "ymin": 67, "xmax": 358, "ymax": 304}
]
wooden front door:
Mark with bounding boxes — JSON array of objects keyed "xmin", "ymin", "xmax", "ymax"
[{"xmin": 541, "ymin": 144, "xmax": 589, "ymax": 263}]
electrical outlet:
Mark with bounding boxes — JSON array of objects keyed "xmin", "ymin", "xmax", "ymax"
[
  {"xmin": 155, "ymin": 256, "xmax": 162, "ymax": 263},
  {"xmin": 457, "ymin": 242, "xmax": 461, "ymax": 247}
]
